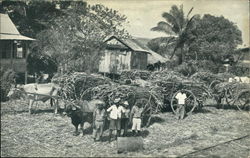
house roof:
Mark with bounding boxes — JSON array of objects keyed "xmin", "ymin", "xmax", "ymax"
[
  {"xmin": 0, "ymin": 13, "xmax": 35, "ymax": 40},
  {"xmin": 105, "ymin": 36, "xmax": 151, "ymax": 53},
  {"xmin": 105, "ymin": 36, "xmax": 168, "ymax": 64},
  {"xmin": 133, "ymin": 37, "xmax": 169, "ymax": 64}
]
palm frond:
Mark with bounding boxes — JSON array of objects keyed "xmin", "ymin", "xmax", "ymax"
[
  {"xmin": 185, "ymin": 14, "xmax": 198, "ymax": 30},
  {"xmin": 171, "ymin": 5, "xmax": 185, "ymax": 30},
  {"xmin": 151, "ymin": 21, "xmax": 175, "ymax": 35},
  {"xmin": 186, "ymin": 7, "xmax": 194, "ymax": 19},
  {"xmin": 162, "ymin": 12, "xmax": 180, "ymax": 34}
]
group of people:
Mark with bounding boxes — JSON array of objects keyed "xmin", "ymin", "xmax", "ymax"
[
  {"xmin": 92, "ymin": 90, "xmax": 188, "ymax": 142},
  {"xmin": 92, "ymin": 98, "xmax": 145, "ymax": 142}
]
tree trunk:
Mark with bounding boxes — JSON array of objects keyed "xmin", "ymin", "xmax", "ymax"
[
  {"xmin": 178, "ymin": 49, "xmax": 183, "ymax": 65},
  {"xmin": 178, "ymin": 47, "xmax": 185, "ymax": 65},
  {"xmin": 58, "ymin": 63, "xmax": 63, "ymax": 75}
]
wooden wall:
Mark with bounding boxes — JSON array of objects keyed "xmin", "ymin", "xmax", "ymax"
[
  {"xmin": 99, "ymin": 49, "xmax": 131, "ymax": 74},
  {"xmin": 131, "ymin": 51, "xmax": 148, "ymax": 70}
]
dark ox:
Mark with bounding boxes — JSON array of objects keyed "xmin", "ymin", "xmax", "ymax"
[
  {"xmin": 7, "ymin": 83, "xmax": 60, "ymax": 114},
  {"xmin": 65, "ymin": 100, "xmax": 101, "ymax": 136}
]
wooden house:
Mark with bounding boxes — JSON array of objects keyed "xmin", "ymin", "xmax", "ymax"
[
  {"xmin": 99, "ymin": 36, "xmax": 167, "ymax": 74},
  {"xmin": 0, "ymin": 14, "xmax": 34, "ymax": 83}
]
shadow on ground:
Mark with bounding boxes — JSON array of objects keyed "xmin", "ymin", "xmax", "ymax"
[{"xmin": 143, "ymin": 115, "xmax": 165, "ymax": 127}]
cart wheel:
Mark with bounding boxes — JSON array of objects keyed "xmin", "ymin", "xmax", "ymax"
[
  {"xmin": 234, "ymin": 90, "xmax": 250, "ymax": 111},
  {"xmin": 170, "ymin": 89, "xmax": 198, "ymax": 115},
  {"xmin": 225, "ymin": 87, "xmax": 235, "ymax": 106}
]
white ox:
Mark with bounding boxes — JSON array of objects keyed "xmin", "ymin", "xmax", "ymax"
[
  {"xmin": 7, "ymin": 83, "xmax": 61, "ymax": 114},
  {"xmin": 228, "ymin": 76, "xmax": 250, "ymax": 83}
]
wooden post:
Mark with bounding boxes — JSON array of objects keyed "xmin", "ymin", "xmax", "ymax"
[
  {"xmin": 10, "ymin": 40, "xmax": 14, "ymax": 69},
  {"xmin": 25, "ymin": 42, "xmax": 29, "ymax": 84}
]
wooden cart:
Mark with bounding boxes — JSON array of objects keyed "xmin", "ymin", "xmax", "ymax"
[
  {"xmin": 151, "ymin": 81, "xmax": 212, "ymax": 116},
  {"xmin": 209, "ymin": 81, "xmax": 250, "ymax": 111}
]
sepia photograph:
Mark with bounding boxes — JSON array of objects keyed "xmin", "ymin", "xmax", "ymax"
[{"xmin": 0, "ymin": 0, "xmax": 249, "ymax": 157}]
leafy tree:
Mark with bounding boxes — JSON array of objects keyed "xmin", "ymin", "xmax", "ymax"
[
  {"xmin": 187, "ymin": 14, "xmax": 242, "ymax": 63},
  {"xmin": 151, "ymin": 5, "xmax": 197, "ymax": 64},
  {"xmin": 34, "ymin": 4, "xmax": 129, "ymax": 73},
  {"xmin": 27, "ymin": 51, "xmax": 57, "ymax": 78},
  {"xmin": 0, "ymin": 0, "xmax": 68, "ymax": 78},
  {"xmin": 0, "ymin": 0, "xmax": 65, "ymax": 37}
]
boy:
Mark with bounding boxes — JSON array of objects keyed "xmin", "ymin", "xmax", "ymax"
[
  {"xmin": 130, "ymin": 101, "xmax": 144, "ymax": 136},
  {"xmin": 92, "ymin": 100, "xmax": 106, "ymax": 141}
]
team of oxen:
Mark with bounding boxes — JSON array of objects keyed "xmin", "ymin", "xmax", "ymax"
[{"xmin": 7, "ymin": 83, "xmax": 98, "ymax": 136}]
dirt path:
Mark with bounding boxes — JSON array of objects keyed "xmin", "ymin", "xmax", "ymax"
[{"xmin": 1, "ymin": 100, "xmax": 250, "ymax": 157}]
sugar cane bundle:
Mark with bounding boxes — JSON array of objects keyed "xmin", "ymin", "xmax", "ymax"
[
  {"xmin": 120, "ymin": 70, "xmax": 151, "ymax": 81},
  {"xmin": 81, "ymin": 84, "xmax": 164, "ymax": 113},
  {"xmin": 191, "ymin": 71, "xmax": 236, "ymax": 86},
  {"xmin": 214, "ymin": 82, "xmax": 250, "ymax": 94},
  {"xmin": 149, "ymin": 70, "xmax": 189, "ymax": 83},
  {"xmin": 150, "ymin": 79, "xmax": 211, "ymax": 104},
  {"xmin": 51, "ymin": 72, "xmax": 112, "ymax": 100},
  {"xmin": 190, "ymin": 71, "xmax": 223, "ymax": 86}
]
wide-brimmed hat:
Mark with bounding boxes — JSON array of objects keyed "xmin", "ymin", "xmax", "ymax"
[
  {"xmin": 123, "ymin": 101, "xmax": 129, "ymax": 105},
  {"xmin": 114, "ymin": 98, "xmax": 121, "ymax": 103}
]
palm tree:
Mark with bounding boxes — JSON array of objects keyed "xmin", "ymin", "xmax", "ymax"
[{"xmin": 151, "ymin": 5, "xmax": 196, "ymax": 64}]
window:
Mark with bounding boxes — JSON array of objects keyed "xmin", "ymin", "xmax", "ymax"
[{"xmin": 16, "ymin": 43, "xmax": 23, "ymax": 58}]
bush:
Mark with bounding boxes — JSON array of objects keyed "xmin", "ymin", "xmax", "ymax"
[{"xmin": 0, "ymin": 68, "xmax": 16, "ymax": 102}]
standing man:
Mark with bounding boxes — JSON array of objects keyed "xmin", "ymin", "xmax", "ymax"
[
  {"xmin": 120, "ymin": 101, "xmax": 130, "ymax": 136},
  {"xmin": 130, "ymin": 101, "xmax": 144, "ymax": 136},
  {"xmin": 92, "ymin": 100, "xmax": 106, "ymax": 142},
  {"xmin": 107, "ymin": 98, "xmax": 120, "ymax": 142},
  {"xmin": 175, "ymin": 90, "xmax": 187, "ymax": 120}
]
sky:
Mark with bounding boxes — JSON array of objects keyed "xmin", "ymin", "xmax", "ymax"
[{"xmin": 87, "ymin": 0, "xmax": 249, "ymax": 47}]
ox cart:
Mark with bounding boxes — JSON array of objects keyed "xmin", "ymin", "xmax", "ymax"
[
  {"xmin": 149, "ymin": 81, "xmax": 212, "ymax": 119},
  {"xmin": 7, "ymin": 83, "xmax": 61, "ymax": 114},
  {"xmin": 209, "ymin": 80, "xmax": 250, "ymax": 111}
]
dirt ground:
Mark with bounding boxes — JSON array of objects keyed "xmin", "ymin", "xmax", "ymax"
[{"xmin": 1, "ymin": 99, "xmax": 250, "ymax": 157}]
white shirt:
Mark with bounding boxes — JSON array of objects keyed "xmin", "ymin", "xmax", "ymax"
[
  {"xmin": 117, "ymin": 106, "xmax": 126, "ymax": 118},
  {"xmin": 107, "ymin": 104, "xmax": 121, "ymax": 119},
  {"xmin": 175, "ymin": 92, "xmax": 187, "ymax": 104}
]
